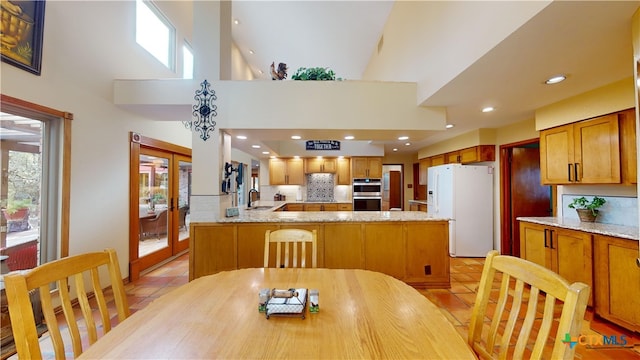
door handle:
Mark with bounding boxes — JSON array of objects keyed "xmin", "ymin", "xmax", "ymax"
[
  {"xmin": 549, "ymin": 230, "xmax": 554, "ymax": 249},
  {"xmin": 543, "ymin": 229, "xmax": 548, "ymax": 248},
  {"xmin": 574, "ymin": 163, "xmax": 579, "ymax": 182},
  {"xmin": 568, "ymin": 164, "xmax": 573, "ymax": 182}
]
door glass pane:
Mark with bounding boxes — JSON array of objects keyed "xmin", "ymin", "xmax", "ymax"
[
  {"xmin": 1, "ymin": 114, "xmax": 42, "ymax": 272},
  {"xmin": 177, "ymin": 160, "xmax": 191, "ymax": 243},
  {"xmin": 139, "ymin": 154, "xmax": 169, "ymax": 257}
]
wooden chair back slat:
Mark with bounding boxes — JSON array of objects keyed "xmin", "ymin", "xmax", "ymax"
[
  {"xmin": 468, "ymin": 250, "xmax": 590, "ymax": 360},
  {"xmin": 4, "ymin": 248, "xmax": 130, "ymax": 360},
  {"xmin": 264, "ymin": 229, "xmax": 317, "ymax": 268}
]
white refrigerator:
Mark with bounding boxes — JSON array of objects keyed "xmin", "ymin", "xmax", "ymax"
[{"xmin": 426, "ymin": 163, "xmax": 494, "ymax": 257}]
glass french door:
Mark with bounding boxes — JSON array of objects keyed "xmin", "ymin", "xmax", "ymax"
[{"xmin": 130, "ymin": 133, "xmax": 191, "ymax": 279}]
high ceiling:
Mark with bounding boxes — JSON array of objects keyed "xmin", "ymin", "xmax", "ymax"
[{"xmin": 228, "ymin": 1, "xmax": 639, "ymax": 158}]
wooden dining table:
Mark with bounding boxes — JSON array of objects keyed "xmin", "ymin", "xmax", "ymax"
[{"xmin": 79, "ymin": 268, "xmax": 477, "ymax": 359}]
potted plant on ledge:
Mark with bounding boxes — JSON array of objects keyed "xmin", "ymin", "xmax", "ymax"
[{"xmin": 568, "ymin": 196, "xmax": 606, "ymax": 222}]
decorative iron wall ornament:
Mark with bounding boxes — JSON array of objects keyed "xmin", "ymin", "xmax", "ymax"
[{"xmin": 190, "ymin": 79, "xmax": 218, "ymax": 141}]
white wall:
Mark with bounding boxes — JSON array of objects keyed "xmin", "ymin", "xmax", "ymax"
[{"xmin": 1, "ymin": 1, "xmax": 193, "ymax": 277}]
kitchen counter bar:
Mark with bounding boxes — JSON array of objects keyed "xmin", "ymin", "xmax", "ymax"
[
  {"xmin": 517, "ymin": 217, "xmax": 638, "ymax": 241},
  {"xmin": 190, "ymin": 206, "xmax": 451, "ymax": 288}
]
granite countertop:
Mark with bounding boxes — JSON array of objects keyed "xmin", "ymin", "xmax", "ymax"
[
  {"xmin": 409, "ymin": 200, "xmax": 428, "ymax": 205},
  {"xmin": 517, "ymin": 217, "xmax": 639, "ymax": 241},
  {"xmin": 209, "ymin": 200, "xmax": 448, "ymax": 223}
]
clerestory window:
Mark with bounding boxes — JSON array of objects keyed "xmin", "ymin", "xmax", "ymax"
[{"xmin": 136, "ymin": 0, "xmax": 175, "ymax": 70}]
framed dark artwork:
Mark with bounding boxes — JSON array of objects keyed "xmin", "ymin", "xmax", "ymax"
[{"xmin": 1, "ymin": 0, "xmax": 45, "ymax": 75}]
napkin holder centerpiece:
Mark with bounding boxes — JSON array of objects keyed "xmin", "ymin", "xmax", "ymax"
[{"xmin": 264, "ymin": 288, "xmax": 307, "ymax": 319}]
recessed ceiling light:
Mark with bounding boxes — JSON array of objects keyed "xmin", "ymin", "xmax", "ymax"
[
  {"xmin": 545, "ymin": 75, "xmax": 566, "ymax": 84},
  {"xmin": 249, "ymin": 50, "xmax": 255, "ymax": 55},
  {"xmin": 236, "ymin": 135, "xmax": 247, "ymax": 140},
  {"xmin": 344, "ymin": 135, "xmax": 354, "ymax": 140},
  {"xmin": 233, "ymin": 19, "xmax": 240, "ymax": 25},
  {"xmin": 398, "ymin": 136, "xmax": 409, "ymax": 140},
  {"xmin": 405, "ymin": 142, "xmax": 411, "ymax": 146},
  {"xmin": 393, "ymin": 148, "xmax": 398, "ymax": 152},
  {"xmin": 482, "ymin": 107, "xmax": 494, "ymax": 113},
  {"xmin": 291, "ymin": 135, "xmax": 301, "ymax": 140},
  {"xmin": 262, "ymin": 151, "xmax": 269, "ymax": 155},
  {"xmin": 251, "ymin": 145, "xmax": 261, "ymax": 149},
  {"xmin": 445, "ymin": 124, "xmax": 454, "ymax": 129}
]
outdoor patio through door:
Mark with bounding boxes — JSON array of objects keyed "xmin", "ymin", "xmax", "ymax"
[{"xmin": 129, "ymin": 133, "xmax": 191, "ymax": 280}]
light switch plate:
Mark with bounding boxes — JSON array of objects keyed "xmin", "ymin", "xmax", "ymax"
[{"xmin": 225, "ymin": 207, "xmax": 239, "ymax": 217}]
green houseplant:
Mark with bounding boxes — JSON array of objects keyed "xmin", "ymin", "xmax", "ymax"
[
  {"xmin": 291, "ymin": 67, "xmax": 337, "ymax": 81},
  {"xmin": 568, "ymin": 196, "xmax": 606, "ymax": 222}
]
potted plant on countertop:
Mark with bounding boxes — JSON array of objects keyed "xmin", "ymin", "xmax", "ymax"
[{"xmin": 568, "ymin": 196, "xmax": 606, "ymax": 222}]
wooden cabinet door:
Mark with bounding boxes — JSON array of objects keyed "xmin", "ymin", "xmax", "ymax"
[
  {"xmin": 304, "ymin": 204, "xmax": 322, "ymax": 211},
  {"xmin": 445, "ymin": 150, "xmax": 461, "ymax": 164},
  {"xmin": 269, "ymin": 158, "xmax": 304, "ymax": 185},
  {"xmin": 594, "ymin": 235, "xmax": 640, "ymax": 332},
  {"xmin": 322, "ymin": 204, "xmax": 338, "ymax": 211},
  {"xmin": 321, "ymin": 158, "xmax": 337, "ymax": 173},
  {"xmin": 336, "ymin": 158, "xmax": 350, "ymax": 184},
  {"xmin": 429, "ymin": 154, "xmax": 446, "ymax": 166},
  {"xmin": 619, "ymin": 108, "xmax": 637, "ymax": 184},
  {"xmin": 540, "ymin": 124, "xmax": 574, "ymax": 184},
  {"xmin": 337, "ymin": 203, "xmax": 352, "ymax": 211},
  {"xmin": 553, "ymin": 228, "xmax": 593, "ymax": 305},
  {"xmin": 519, "ymin": 222, "xmax": 548, "ymax": 268},
  {"xmin": 324, "ymin": 224, "xmax": 364, "ymax": 269},
  {"xmin": 574, "ymin": 114, "xmax": 620, "ymax": 183},
  {"xmin": 405, "ymin": 222, "xmax": 449, "ymax": 287},
  {"xmin": 418, "ymin": 158, "xmax": 430, "ymax": 185},
  {"xmin": 286, "ymin": 158, "xmax": 305, "ymax": 184},
  {"xmin": 460, "ymin": 145, "xmax": 495, "ymax": 164},
  {"xmin": 351, "ymin": 157, "xmax": 369, "ymax": 178},
  {"xmin": 269, "ymin": 158, "xmax": 287, "ymax": 185},
  {"xmin": 305, "ymin": 158, "xmax": 323, "ymax": 173},
  {"xmin": 286, "ymin": 204, "xmax": 304, "ymax": 211},
  {"xmin": 367, "ymin": 158, "xmax": 383, "ymax": 178},
  {"xmin": 305, "ymin": 158, "xmax": 337, "ymax": 173}
]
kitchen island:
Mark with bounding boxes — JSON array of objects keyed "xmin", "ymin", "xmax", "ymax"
[{"xmin": 190, "ymin": 205, "xmax": 451, "ymax": 288}]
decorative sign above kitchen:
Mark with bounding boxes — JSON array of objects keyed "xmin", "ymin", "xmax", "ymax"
[{"xmin": 306, "ymin": 140, "xmax": 340, "ymax": 151}]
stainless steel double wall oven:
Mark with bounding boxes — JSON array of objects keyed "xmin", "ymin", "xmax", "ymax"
[{"xmin": 352, "ymin": 178, "xmax": 382, "ymax": 211}]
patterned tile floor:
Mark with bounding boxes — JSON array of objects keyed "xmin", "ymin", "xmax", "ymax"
[{"xmin": 16, "ymin": 254, "xmax": 640, "ymax": 359}]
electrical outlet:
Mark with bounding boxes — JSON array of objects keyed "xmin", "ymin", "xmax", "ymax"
[{"xmin": 424, "ymin": 265, "xmax": 431, "ymax": 275}]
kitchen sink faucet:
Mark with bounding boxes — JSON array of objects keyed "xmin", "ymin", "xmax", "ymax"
[{"xmin": 248, "ymin": 188, "xmax": 259, "ymax": 208}]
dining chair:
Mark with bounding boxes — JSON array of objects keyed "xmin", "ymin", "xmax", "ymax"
[
  {"xmin": 264, "ymin": 229, "xmax": 318, "ymax": 268},
  {"xmin": 468, "ymin": 250, "xmax": 590, "ymax": 360},
  {"xmin": 4, "ymin": 248, "xmax": 130, "ymax": 360}
]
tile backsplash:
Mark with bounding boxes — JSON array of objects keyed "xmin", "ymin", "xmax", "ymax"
[
  {"xmin": 306, "ymin": 173, "xmax": 335, "ymax": 202},
  {"xmin": 562, "ymin": 195, "xmax": 638, "ymax": 227}
]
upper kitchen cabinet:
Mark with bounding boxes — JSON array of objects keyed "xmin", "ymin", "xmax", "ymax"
[
  {"xmin": 429, "ymin": 154, "xmax": 446, "ymax": 166},
  {"xmin": 540, "ymin": 113, "xmax": 620, "ymax": 184},
  {"xmin": 619, "ymin": 108, "xmax": 637, "ymax": 184},
  {"xmin": 269, "ymin": 158, "xmax": 304, "ymax": 185},
  {"xmin": 459, "ymin": 145, "xmax": 495, "ymax": 164},
  {"xmin": 351, "ymin": 157, "xmax": 382, "ymax": 178},
  {"xmin": 305, "ymin": 157, "xmax": 337, "ymax": 173},
  {"xmin": 336, "ymin": 158, "xmax": 350, "ymax": 185},
  {"xmin": 418, "ymin": 158, "xmax": 430, "ymax": 185}
]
